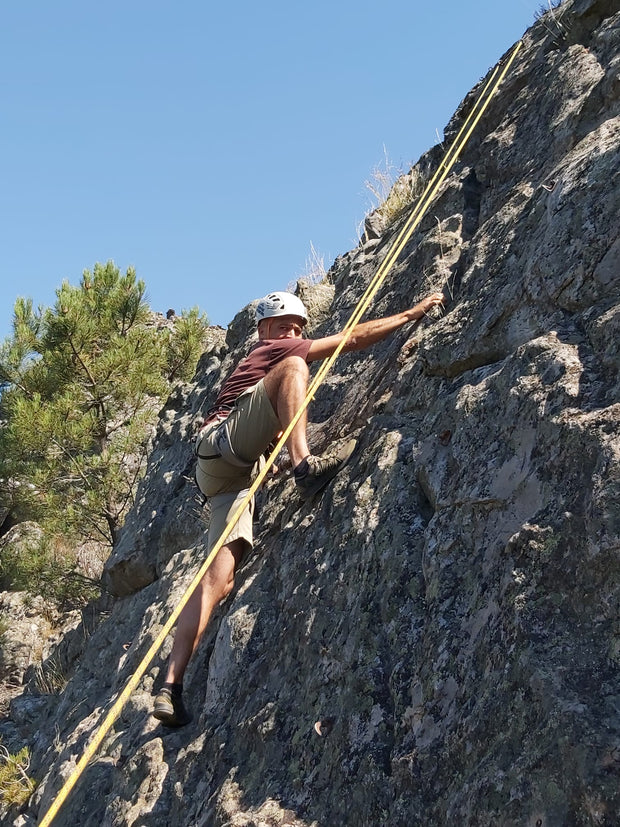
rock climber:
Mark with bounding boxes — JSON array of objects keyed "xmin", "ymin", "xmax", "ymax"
[{"xmin": 153, "ymin": 289, "xmax": 444, "ymax": 726}]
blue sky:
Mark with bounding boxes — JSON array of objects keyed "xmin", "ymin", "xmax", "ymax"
[{"xmin": 1, "ymin": 1, "xmax": 545, "ymax": 341}]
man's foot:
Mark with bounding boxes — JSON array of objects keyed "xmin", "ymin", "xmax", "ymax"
[
  {"xmin": 153, "ymin": 684, "xmax": 193, "ymax": 728},
  {"xmin": 294, "ymin": 438, "xmax": 357, "ymax": 500}
]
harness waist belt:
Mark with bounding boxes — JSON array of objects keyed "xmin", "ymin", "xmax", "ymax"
[{"xmin": 195, "ymin": 416, "xmax": 254, "ymax": 469}]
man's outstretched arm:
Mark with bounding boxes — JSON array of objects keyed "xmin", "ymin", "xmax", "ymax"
[{"xmin": 306, "ymin": 292, "xmax": 444, "ymax": 362}]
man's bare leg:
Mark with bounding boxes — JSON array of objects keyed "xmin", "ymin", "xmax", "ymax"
[
  {"xmin": 165, "ymin": 538, "xmax": 246, "ymax": 685},
  {"xmin": 154, "ymin": 539, "xmax": 246, "ymax": 726},
  {"xmin": 262, "ymin": 355, "xmax": 310, "ymax": 467},
  {"xmin": 261, "ymin": 354, "xmax": 356, "ymax": 498}
]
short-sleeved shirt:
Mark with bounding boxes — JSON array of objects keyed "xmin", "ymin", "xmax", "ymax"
[{"xmin": 209, "ymin": 337, "xmax": 313, "ymax": 415}]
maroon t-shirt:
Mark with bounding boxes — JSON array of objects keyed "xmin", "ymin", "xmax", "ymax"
[{"xmin": 210, "ymin": 338, "xmax": 313, "ymax": 415}]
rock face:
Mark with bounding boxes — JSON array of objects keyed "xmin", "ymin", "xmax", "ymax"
[{"xmin": 7, "ymin": 1, "xmax": 619, "ymax": 824}]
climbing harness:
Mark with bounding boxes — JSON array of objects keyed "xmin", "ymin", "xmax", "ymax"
[
  {"xmin": 38, "ymin": 39, "xmax": 522, "ymax": 827},
  {"xmin": 195, "ymin": 418, "xmax": 254, "ymax": 469}
]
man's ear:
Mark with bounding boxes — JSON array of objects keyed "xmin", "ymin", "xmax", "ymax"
[{"xmin": 257, "ymin": 319, "xmax": 269, "ymax": 338}]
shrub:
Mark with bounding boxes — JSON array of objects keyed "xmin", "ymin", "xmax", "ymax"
[
  {"xmin": 0, "ymin": 261, "xmax": 209, "ymax": 548},
  {"xmin": 0, "ymin": 745, "xmax": 36, "ymax": 808},
  {"xmin": 0, "ymin": 530, "xmax": 100, "ymax": 608}
]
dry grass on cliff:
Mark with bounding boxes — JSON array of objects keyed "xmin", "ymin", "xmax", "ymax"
[
  {"xmin": 364, "ymin": 148, "xmax": 425, "ymax": 227},
  {"xmin": 290, "ymin": 241, "xmax": 328, "ymax": 290},
  {"xmin": 33, "ymin": 652, "xmax": 68, "ymax": 695},
  {"xmin": 535, "ymin": 0, "xmax": 570, "ymax": 38}
]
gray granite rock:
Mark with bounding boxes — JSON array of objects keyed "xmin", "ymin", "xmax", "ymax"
[{"xmin": 7, "ymin": 2, "xmax": 619, "ymax": 824}]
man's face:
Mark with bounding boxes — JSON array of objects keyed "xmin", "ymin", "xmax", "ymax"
[{"xmin": 263, "ymin": 315, "xmax": 305, "ymax": 339}]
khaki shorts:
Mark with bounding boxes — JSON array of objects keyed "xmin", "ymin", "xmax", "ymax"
[
  {"xmin": 196, "ymin": 379, "xmax": 281, "ymax": 550},
  {"xmin": 207, "ymin": 488, "xmax": 255, "ymax": 556}
]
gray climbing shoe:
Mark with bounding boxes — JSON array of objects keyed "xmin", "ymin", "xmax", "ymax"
[
  {"xmin": 153, "ymin": 686, "xmax": 192, "ymax": 728},
  {"xmin": 294, "ymin": 438, "xmax": 357, "ymax": 500}
]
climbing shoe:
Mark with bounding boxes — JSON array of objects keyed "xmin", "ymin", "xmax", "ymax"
[
  {"xmin": 153, "ymin": 685, "xmax": 193, "ymax": 728},
  {"xmin": 294, "ymin": 438, "xmax": 357, "ymax": 501}
]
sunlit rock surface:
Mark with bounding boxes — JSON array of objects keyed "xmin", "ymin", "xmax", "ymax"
[{"xmin": 9, "ymin": 2, "xmax": 619, "ymax": 824}]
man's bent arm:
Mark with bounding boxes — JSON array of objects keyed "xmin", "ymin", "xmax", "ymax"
[{"xmin": 307, "ymin": 292, "xmax": 444, "ymax": 362}]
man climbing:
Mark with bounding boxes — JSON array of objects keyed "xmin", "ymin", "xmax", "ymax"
[{"xmin": 153, "ymin": 289, "xmax": 444, "ymax": 726}]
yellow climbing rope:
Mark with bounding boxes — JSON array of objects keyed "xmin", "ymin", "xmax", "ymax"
[{"xmin": 38, "ymin": 39, "xmax": 522, "ymax": 827}]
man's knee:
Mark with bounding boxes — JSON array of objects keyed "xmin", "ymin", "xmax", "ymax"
[
  {"xmin": 276, "ymin": 354, "xmax": 309, "ymax": 376},
  {"xmin": 205, "ymin": 539, "xmax": 245, "ymax": 602},
  {"xmin": 203, "ymin": 565, "xmax": 235, "ymax": 604},
  {"xmin": 264, "ymin": 355, "xmax": 309, "ymax": 390},
  {"xmin": 220, "ymin": 577, "xmax": 235, "ymax": 601}
]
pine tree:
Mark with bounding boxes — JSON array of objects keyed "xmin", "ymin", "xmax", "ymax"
[{"xmin": 0, "ymin": 261, "xmax": 208, "ymax": 550}]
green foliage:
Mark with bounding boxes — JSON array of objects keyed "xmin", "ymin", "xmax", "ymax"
[
  {"xmin": 0, "ymin": 529, "xmax": 100, "ymax": 608},
  {"xmin": 0, "ymin": 261, "xmax": 208, "ymax": 551},
  {"xmin": 163, "ymin": 306, "xmax": 210, "ymax": 383},
  {"xmin": 0, "ymin": 745, "xmax": 36, "ymax": 808}
]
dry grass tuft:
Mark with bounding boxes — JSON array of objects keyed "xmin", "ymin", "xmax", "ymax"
[
  {"xmin": 34, "ymin": 652, "xmax": 68, "ymax": 695},
  {"xmin": 299, "ymin": 241, "xmax": 328, "ymax": 285},
  {"xmin": 534, "ymin": 0, "xmax": 569, "ymax": 39},
  {"xmin": 289, "ymin": 241, "xmax": 329, "ymax": 292},
  {"xmin": 363, "ymin": 147, "xmax": 425, "ymax": 231}
]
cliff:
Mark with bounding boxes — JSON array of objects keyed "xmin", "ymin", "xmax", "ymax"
[{"xmin": 5, "ymin": 0, "xmax": 619, "ymax": 824}]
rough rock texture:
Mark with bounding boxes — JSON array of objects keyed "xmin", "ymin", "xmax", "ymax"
[
  {"xmin": 5, "ymin": 1, "xmax": 619, "ymax": 824},
  {"xmin": 0, "ymin": 589, "xmax": 84, "ymax": 759}
]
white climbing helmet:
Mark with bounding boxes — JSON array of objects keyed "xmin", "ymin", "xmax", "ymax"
[{"xmin": 255, "ymin": 291, "xmax": 308, "ymax": 325}]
